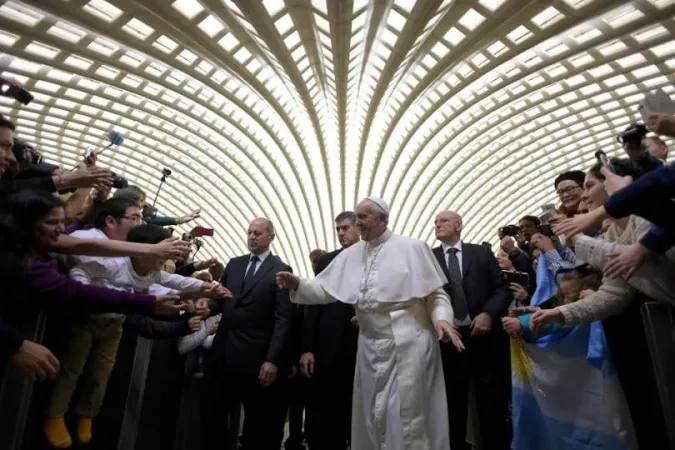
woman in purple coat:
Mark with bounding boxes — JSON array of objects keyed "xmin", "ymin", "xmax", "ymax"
[{"xmin": 0, "ymin": 189, "xmax": 188, "ymax": 380}]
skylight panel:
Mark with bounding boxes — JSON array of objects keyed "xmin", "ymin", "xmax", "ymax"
[
  {"xmin": 312, "ymin": 0, "xmax": 328, "ymax": 14},
  {"xmin": 284, "ymin": 31, "xmax": 301, "ymax": 49},
  {"xmin": 602, "ymin": 5, "xmax": 644, "ymax": 29},
  {"xmin": 123, "ymin": 18, "xmax": 155, "ymax": 40},
  {"xmin": 83, "ymin": 0, "xmax": 123, "ymax": 22},
  {"xmin": 487, "ymin": 40, "xmax": 507, "ymax": 57},
  {"xmin": 25, "ymin": 42, "xmax": 60, "ymax": 59},
  {"xmin": 651, "ymin": 40, "xmax": 675, "ymax": 58},
  {"xmin": 479, "ymin": 0, "xmax": 506, "ymax": 11},
  {"xmin": 196, "ymin": 60, "xmax": 214, "ymax": 75},
  {"xmin": 459, "ymin": 9, "xmax": 485, "ymax": 31},
  {"xmin": 177, "ymin": 49, "xmax": 199, "ymax": 65},
  {"xmin": 444, "ymin": 27, "xmax": 465, "ymax": 46},
  {"xmin": 263, "ymin": 0, "xmax": 285, "ymax": 16},
  {"xmin": 233, "ymin": 47, "xmax": 252, "ymax": 63},
  {"xmin": 507, "ymin": 25, "xmax": 532, "ymax": 44},
  {"xmin": 631, "ymin": 24, "xmax": 669, "ymax": 43},
  {"xmin": 1, "ymin": 1, "xmax": 44, "ymax": 26},
  {"xmin": 96, "ymin": 65, "xmax": 120, "ymax": 79},
  {"xmin": 64, "ymin": 55, "xmax": 94, "ymax": 70},
  {"xmin": 199, "ymin": 14, "xmax": 225, "ymax": 37},
  {"xmin": 218, "ymin": 33, "xmax": 239, "ymax": 51},
  {"xmin": 387, "ymin": 10, "xmax": 406, "ymax": 31},
  {"xmin": 531, "ymin": 6, "xmax": 564, "ymax": 29},
  {"xmin": 88, "ymin": 37, "xmax": 119, "ymax": 57},
  {"xmin": 430, "ymin": 42, "xmax": 450, "ymax": 59},
  {"xmin": 47, "ymin": 21, "xmax": 87, "ymax": 43},
  {"xmin": 119, "ymin": 51, "xmax": 145, "ymax": 68},
  {"xmin": 173, "ymin": 0, "xmax": 204, "ymax": 19},
  {"xmin": 275, "ymin": 14, "xmax": 294, "ymax": 35},
  {"xmin": 597, "ymin": 40, "xmax": 627, "ymax": 56},
  {"xmin": 153, "ymin": 35, "xmax": 178, "ymax": 54},
  {"xmin": 381, "ymin": 29, "xmax": 398, "ymax": 46},
  {"xmin": 0, "ymin": 30, "xmax": 19, "ymax": 47}
]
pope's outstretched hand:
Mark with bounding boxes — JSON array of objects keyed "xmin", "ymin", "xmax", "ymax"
[
  {"xmin": 276, "ymin": 271, "xmax": 300, "ymax": 291},
  {"xmin": 436, "ymin": 320, "xmax": 465, "ymax": 352}
]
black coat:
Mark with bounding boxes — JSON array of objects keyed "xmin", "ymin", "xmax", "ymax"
[
  {"xmin": 207, "ymin": 253, "xmax": 293, "ymax": 377},
  {"xmin": 432, "ymin": 243, "xmax": 510, "ymax": 321},
  {"xmin": 301, "ymin": 249, "xmax": 358, "ymax": 369}
]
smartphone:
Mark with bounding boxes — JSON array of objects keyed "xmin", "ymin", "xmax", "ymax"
[
  {"xmin": 190, "ymin": 226, "xmax": 214, "ymax": 237},
  {"xmin": 0, "ymin": 83, "xmax": 34, "ymax": 105},
  {"xmin": 595, "ymin": 150, "xmax": 615, "ymax": 173},
  {"xmin": 181, "ymin": 232, "xmax": 193, "ymax": 242},
  {"xmin": 640, "ymin": 89, "xmax": 675, "ymax": 122},
  {"xmin": 502, "ymin": 271, "xmax": 530, "ymax": 288},
  {"xmin": 539, "ymin": 203, "xmax": 556, "ymax": 224},
  {"xmin": 538, "ymin": 223, "xmax": 555, "ymax": 237}
]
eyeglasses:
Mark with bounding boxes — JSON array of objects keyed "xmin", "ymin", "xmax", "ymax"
[
  {"xmin": 122, "ymin": 215, "xmax": 143, "ymax": 223},
  {"xmin": 556, "ymin": 185, "xmax": 581, "ymax": 196}
]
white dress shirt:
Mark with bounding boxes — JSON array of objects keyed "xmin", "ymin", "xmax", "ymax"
[{"xmin": 245, "ymin": 248, "xmax": 271, "ymax": 275}]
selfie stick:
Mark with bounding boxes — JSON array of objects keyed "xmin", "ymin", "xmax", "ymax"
[{"xmin": 152, "ymin": 168, "xmax": 172, "ymax": 207}]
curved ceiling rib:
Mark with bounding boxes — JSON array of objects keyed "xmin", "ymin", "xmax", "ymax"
[{"xmin": 1, "ymin": 0, "xmax": 674, "ymax": 276}]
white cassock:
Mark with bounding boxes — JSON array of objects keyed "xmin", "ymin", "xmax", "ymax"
[{"xmin": 291, "ymin": 229, "xmax": 454, "ymax": 450}]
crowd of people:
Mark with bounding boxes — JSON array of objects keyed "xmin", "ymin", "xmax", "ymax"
[{"xmin": 2, "ymin": 72, "xmax": 675, "ymax": 450}]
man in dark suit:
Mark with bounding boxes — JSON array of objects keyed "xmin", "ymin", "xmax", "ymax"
[
  {"xmin": 300, "ymin": 211, "xmax": 360, "ymax": 450},
  {"xmin": 433, "ymin": 210, "xmax": 511, "ymax": 450},
  {"xmin": 202, "ymin": 218, "xmax": 293, "ymax": 450}
]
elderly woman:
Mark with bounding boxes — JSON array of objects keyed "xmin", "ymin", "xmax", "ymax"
[{"xmin": 533, "ymin": 160, "xmax": 675, "ymax": 328}]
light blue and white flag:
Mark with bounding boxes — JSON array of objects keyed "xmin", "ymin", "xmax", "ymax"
[{"xmin": 511, "ymin": 322, "xmax": 636, "ymax": 450}]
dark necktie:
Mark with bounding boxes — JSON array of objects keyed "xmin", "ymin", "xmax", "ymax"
[
  {"xmin": 446, "ymin": 248, "xmax": 469, "ymax": 321},
  {"xmin": 242, "ymin": 255, "xmax": 259, "ymax": 291}
]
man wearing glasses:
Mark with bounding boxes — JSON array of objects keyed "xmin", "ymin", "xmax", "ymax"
[{"xmin": 43, "ymin": 197, "xmax": 143, "ymax": 447}]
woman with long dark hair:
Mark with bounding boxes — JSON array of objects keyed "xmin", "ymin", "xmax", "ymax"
[{"xmin": 0, "ymin": 189, "xmax": 185, "ymax": 380}]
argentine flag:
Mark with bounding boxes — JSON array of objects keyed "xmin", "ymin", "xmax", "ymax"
[{"xmin": 511, "ymin": 321, "xmax": 637, "ymax": 449}]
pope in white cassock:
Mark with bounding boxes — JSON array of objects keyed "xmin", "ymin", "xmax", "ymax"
[{"xmin": 276, "ymin": 197, "xmax": 464, "ymax": 450}]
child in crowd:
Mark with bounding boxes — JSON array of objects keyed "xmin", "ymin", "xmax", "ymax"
[
  {"xmin": 44, "ymin": 224, "xmax": 229, "ymax": 449},
  {"xmin": 502, "ymin": 265, "xmax": 601, "ymax": 341}
]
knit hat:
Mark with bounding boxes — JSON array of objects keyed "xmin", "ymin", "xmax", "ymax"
[{"xmin": 554, "ymin": 170, "xmax": 585, "ymax": 190}]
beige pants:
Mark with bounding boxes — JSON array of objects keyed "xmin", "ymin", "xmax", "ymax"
[{"xmin": 47, "ymin": 316, "xmax": 124, "ymax": 418}]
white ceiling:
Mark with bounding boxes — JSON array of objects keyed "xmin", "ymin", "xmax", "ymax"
[{"xmin": 1, "ymin": 0, "xmax": 674, "ymax": 276}]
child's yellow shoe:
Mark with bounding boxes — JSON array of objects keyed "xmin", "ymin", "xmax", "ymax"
[
  {"xmin": 77, "ymin": 417, "xmax": 93, "ymax": 445},
  {"xmin": 43, "ymin": 417, "xmax": 72, "ymax": 449}
]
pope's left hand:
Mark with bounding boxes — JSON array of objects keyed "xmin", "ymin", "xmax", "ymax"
[
  {"xmin": 470, "ymin": 312, "xmax": 492, "ymax": 337},
  {"xmin": 436, "ymin": 320, "xmax": 465, "ymax": 352}
]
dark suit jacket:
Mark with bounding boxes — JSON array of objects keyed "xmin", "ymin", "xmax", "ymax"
[
  {"xmin": 301, "ymin": 249, "xmax": 358, "ymax": 369},
  {"xmin": 207, "ymin": 253, "xmax": 293, "ymax": 377},
  {"xmin": 433, "ymin": 243, "xmax": 510, "ymax": 321}
]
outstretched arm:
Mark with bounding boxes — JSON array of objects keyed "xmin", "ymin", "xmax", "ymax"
[{"xmin": 276, "ymin": 271, "xmax": 337, "ymax": 305}]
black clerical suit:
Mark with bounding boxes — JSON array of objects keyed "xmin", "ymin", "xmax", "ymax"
[
  {"xmin": 303, "ymin": 249, "xmax": 358, "ymax": 450},
  {"xmin": 433, "ymin": 243, "xmax": 511, "ymax": 450},
  {"xmin": 202, "ymin": 253, "xmax": 293, "ymax": 450}
]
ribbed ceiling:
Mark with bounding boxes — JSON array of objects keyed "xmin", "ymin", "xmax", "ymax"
[{"xmin": 1, "ymin": 0, "xmax": 674, "ymax": 276}]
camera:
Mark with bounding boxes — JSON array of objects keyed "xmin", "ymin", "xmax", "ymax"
[
  {"xmin": 537, "ymin": 224, "xmax": 555, "ymax": 237},
  {"xmin": 162, "ymin": 168, "xmax": 172, "ymax": 177},
  {"xmin": 0, "ymin": 83, "xmax": 34, "ymax": 105},
  {"xmin": 111, "ymin": 172, "xmax": 128, "ymax": 189},
  {"xmin": 499, "ymin": 224, "xmax": 520, "ymax": 238},
  {"xmin": 617, "ymin": 123, "xmax": 647, "ymax": 145}
]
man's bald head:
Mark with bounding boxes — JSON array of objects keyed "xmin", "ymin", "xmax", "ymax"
[{"xmin": 434, "ymin": 210, "xmax": 463, "ymax": 245}]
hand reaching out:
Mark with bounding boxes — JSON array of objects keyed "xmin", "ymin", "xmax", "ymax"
[
  {"xmin": 155, "ymin": 237, "xmax": 192, "ymax": 261},
  {"xmin": 276, "ymin": 271, "xmax": 300, "ymax": 291},
  {"xmin": 501, "ymin": 317, "xmax": 522, "ymax": 337},
  {"xmin": 530, "ymin": 308, "xmax": 564, "ymax": 333},
  {"xmin": 152, "ymin": 295, "xmax": 187, "ymax": 315},
  {"xmin": 604, "ymin": 243, "xmax": 649, "ymax": 279}
]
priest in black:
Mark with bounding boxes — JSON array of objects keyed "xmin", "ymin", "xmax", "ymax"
[
  {"xmin": 433, "ymin": 210, "xmax": 511, "ymax": 450},
  {"xmin": 301, "ymin": 211, "xmax": 360, "ymax": 450},
  {"xmin": 202, "ymin": 218, "xmax": 293, "ymax": 450}
]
